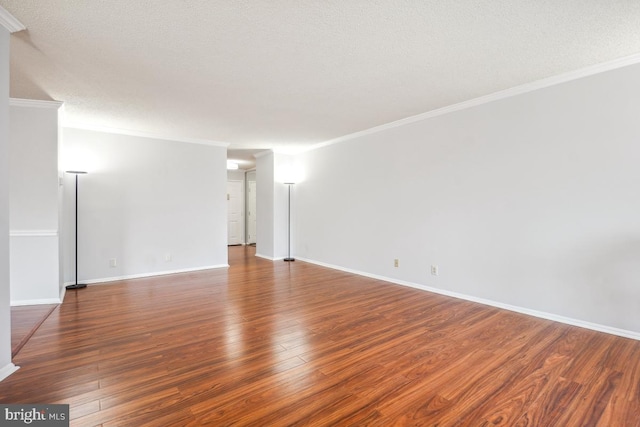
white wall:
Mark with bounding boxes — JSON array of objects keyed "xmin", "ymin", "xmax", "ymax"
[
  {"xmin": 296, "ymin": 61, "xmax": 640, "ymax": 336},
  {"xmin": 274, "ymin": 153, "xmax": 294, "ymax": 259},
  {"xmin": 255, "ymin": 151, "xmax": 293, "ymax": 259},
  {"xmin": 9, "ymin": 100, "xmax": 62, "ymax": 305},
  {"xmin": 255, "ymin": 152, "xmax": 275, "ymax": 259},
  {"xmin": 246, "ymin": 170, "xmax": 257, "ymax": 244},
  {"xmin": 0, "ymin": 25, "xmax": 14, "ymax": 380},
  {"xmin": 61, "ymin": 128, "xmax": 228, "ymax": 284},
  {"xmin": 57, "ymin": 120, "xmax": 65, "ymax": 296}
]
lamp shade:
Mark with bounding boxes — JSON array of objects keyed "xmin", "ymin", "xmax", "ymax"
[{"xmin": 279, "ymin": 164, "xmax": 301, "ymax": 184}]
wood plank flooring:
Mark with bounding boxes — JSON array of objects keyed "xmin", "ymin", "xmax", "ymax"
[
  {"xmin": 1, "ymin": 245, "xmax": 639, "ymax": 426},
  {"xmin": 10, "ymin": 304, "xmax": 58, "ymax": 357}
]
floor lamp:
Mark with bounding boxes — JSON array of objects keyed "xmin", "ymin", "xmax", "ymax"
[
  {"xmin": 284, "ymin": 182, "xmax": 295, "ymax": 262},
  {"xmin": 66, "ymin": 171, "xmax": 88, "ymax": 290}
]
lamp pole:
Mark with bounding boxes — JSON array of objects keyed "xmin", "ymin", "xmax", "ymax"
[
  {"xmin": 284, "ymin": 182, "xmax": 295, "ymax": 262},
  {"xmin": 66, "ymin": 171, "xmax": 88, "ymax": 290}
]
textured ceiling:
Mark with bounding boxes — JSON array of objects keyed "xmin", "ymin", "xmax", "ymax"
[{"xmin": 2, "ymin": 1, "xmax": 640, "ymax": 153}]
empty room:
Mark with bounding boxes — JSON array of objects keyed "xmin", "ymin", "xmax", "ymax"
[{"xmin": 1, "ymin": 1, "xmax": 640, "ymax": 425}]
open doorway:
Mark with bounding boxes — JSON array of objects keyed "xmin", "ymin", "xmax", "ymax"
[
  {"xmin": 227, "ymin": 148, "xmax": 264, "ymax": 250},
  {"xmin": 226, "ymin": 170, "xmax": 256, "ymax": 246}
]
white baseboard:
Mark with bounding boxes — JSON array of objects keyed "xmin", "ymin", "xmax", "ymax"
[
  {"xmin": 255, "ymin": 253, "xmax": 285, "ymax": 261},
  {"xmin": 296, "ymin": 257, "xmax": 640, "ymax": 341},
  {"xmin": 0, "ymin": 363, "xmax": 19, "ymax": 383},
  {"xmin": 64, "ymin": 264, "xmax": 230, "ymax": 287},
  {"xmin": 10, "ymin": 298, "xmax": 61, "ymax": 307}
]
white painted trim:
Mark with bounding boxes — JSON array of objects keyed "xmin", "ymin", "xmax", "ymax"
[
  {"xmin": 9, "ymin": 230, "xmax": 58, "ymax": 237},
  {"xmin": 0, "ymin": 363, "xmax": 20, "ymax": 383},
  {"xmin": 0, "ymin": 6, "xmax": 25, "ymax": 33},
  {"xmin": 255, "ymin": 253, "xmax": 285, "ymax": 261},
  {"xmin": 63, "ymin": 123, "xmax": 230, "ymax": 148},
  {"xmin": 304, "ymin": 52, "xmax": 640, "ymax": 154},
  {"xmin": 10, "ymin": 98, "xmax": 63, "ymax": 109},
  {"xmin": 253, "ymin": 150, "xmax": 273, "ymax": 159},
  {"xmin": 296, "ymin": 257, "xmax": 640, "ymax": 341},
  {"xmin": 64, "ymin": 264, "xmax": 230, "ymax": 286},
  {"xmin": 10, "ymin": 298, "xmax": 61, "ymax": 307}
]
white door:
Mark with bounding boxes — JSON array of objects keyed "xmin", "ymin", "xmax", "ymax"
[
  {"xmin": 227, "ymin": 180, "xmax": 244, "ymax": 245},
  {"xmin": 247, "ymin": 180, "xmax": 257, "ymax": 244}
]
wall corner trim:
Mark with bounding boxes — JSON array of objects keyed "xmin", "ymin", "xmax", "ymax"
[
  {"xmin": 9, "ymin": 98, "xmax": 64, "ymax": 109},
  {"xmin": 255, "ymin": 253, "xmax": 285, "ymax": 261},
  {"xmin": 0, "ymin": 363, "xmax": 20, "ymax": 383},
  {"xmin": 296, "ymin": 257, "xmax": 640, "ymax": 342},
  {"xmin": 0, "ymin": 6, "xmax": 25, "ymax": 33}
]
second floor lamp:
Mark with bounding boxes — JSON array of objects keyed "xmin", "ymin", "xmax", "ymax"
[{"xmin": 66, "ymin": 170, "xmax": 88, "ymax": 290}]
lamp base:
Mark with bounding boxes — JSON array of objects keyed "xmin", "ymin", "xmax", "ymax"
[
  {"xmin": 284, "ymin": 258, "xmax": 295, "ymax": 262},
  {"xmin": 66, "ymin": 283, "xmax": 87, "ymax": 290}
]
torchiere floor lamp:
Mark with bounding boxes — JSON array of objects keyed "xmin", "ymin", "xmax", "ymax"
[
  {"xmin": 284, "ymin": 181, "xmax": 295, "ymax": 262},
  {"xmin": 66, "ymin": 171, "xmax": 88, "ymax": 290}
]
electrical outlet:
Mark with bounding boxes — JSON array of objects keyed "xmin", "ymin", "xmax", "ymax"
[
  {"xmin": 394, "ymin": 259, "xmax": 399, "ymax": 268},
  {"xmin": 165, "ymin": 253, "xmax": 172, "ymax": 262},
  {"xmin": 431, "ymin": 265, "xmax": 439, "ymax": 276},
  {"xmin": 109, "ymin": 258, "xmax": 117, "ymax": 268}
]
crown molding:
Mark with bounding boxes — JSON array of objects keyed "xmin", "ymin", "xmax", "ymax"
[
  {"xmin": 0, "ymin": 6, "xmax": 25, "ymax": 33},
  {"xmin": 305, "ymin": 52, "xmax": 640, "ymax": 153},
  {"xmin": 10, "ymin": 98, "xmax": 64, "ymax": 109},
  {"xmin": 253, "ymin": 150, "xmax": 273, "ymax": 159},
  {"xmin": 63, "ymin": 122, "xmax": 230, "ymax": 147}
]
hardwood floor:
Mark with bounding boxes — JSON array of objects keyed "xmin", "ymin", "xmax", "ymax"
[
  {"xmin": 10, "ymin": 303, "xmax": 58, "ymax": 357},
  {"xmin": 1, "ymin": 245, "xmax": 639, "ymax": 426}
]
